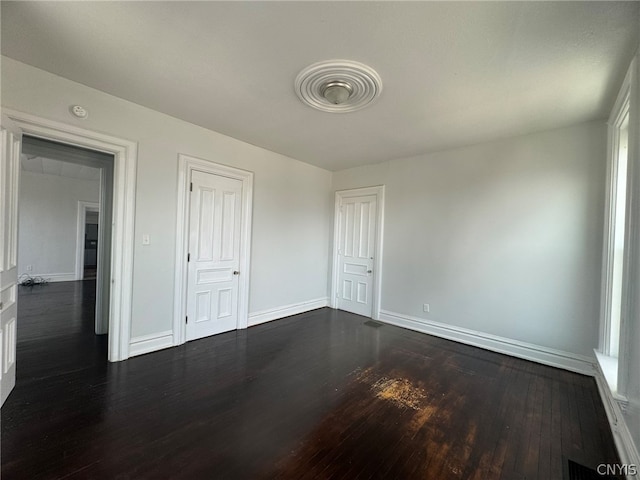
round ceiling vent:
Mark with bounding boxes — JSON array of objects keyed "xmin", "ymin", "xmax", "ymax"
[{"xmin": 295, "ymin": 60, "xmax": 383, "ymax": 113}]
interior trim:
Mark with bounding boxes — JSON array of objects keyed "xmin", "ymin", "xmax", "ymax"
[
  {"xmin": 173, "ymin": 154, "xmax": 254, "ymax": 345},
  {"xmin": 378, "ymin": 309, "xmax": 595, "ymax": 375},
  {"xmin": 4, "ymin": 108, "xmax": 137, "ymax": 362},
  {"xmin": 248, "ymin": 297, "xmax": 329, "ymax": 327},
  {"xmin": 593, "ymin": 357, "xmax": 640, "ymax": 475},
  {"xmin": 331, "ymin": 185, "xmax": 385, "ymax": 320},
  {"xmin": 129, "ymin": 330, "xmax": 174, "ymax": 358}
]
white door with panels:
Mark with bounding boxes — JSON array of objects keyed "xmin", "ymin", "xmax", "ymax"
[
  {"xmin": 1, "ymin": 115, "xmax": 21, "ymax": 406},
  {"xmin": 186, "ymin": 170, "xmax": 243, "ymax": 341},
  {"xmin": 337, "ymin": 194, "xmax": 377, "ymax": 317}
]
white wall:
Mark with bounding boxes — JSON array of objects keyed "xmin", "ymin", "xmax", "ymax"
[
  {"xmin": 2, "ymin": 56, "xmax": 332, "ymax": 338},
  {"xmin": 18, "ymin": 170, "xmax": 99, "ymax": 281},
  {"xmin": 333, "ymin": 121, "xmax": 607, "ymax": 357}
]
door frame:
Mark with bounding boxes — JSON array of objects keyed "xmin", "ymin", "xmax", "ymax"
[
  {"xmin": 331, "ymin": 185, "xmax": 385, "ymax": 320},
  {"xmin": 173, "ymin": 154, "xmax": 253, "ymax": 345},
  {"xmin": 1, "ymin": 114, "xmax": 21, "ymax": 406},
  {"xmin": 75, "ymin": 201, "xmax": 100, "ymax": 281},
  {"xmin": 5, "ymin": 109, "xmax": 137, "ymax": 362},
  {"xmin": 75, "ymin": 201, "xmax": 104, "ymax": 334}
]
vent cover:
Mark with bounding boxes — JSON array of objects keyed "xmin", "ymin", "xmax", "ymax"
[
  {"xmin": 565, "ymin": 459, "xmax": 614, "ymax": 480},
  {"xmin": 364, "ymin": 320, "xmax": 384, "ymax": 328}
]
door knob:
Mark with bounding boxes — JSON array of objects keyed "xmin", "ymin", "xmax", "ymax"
[
  {"xmin": 367, "ymin": 270, "xmax": 372, "ymax": 273},
  {"xmin": 233, "ymin": 271, "xmax": 240, "ymax": 275}
]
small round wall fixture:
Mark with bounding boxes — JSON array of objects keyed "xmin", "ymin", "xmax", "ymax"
[
  {"xmin": 70, "ymin": 105, "xmax": 88, "ymax": 119},
  {"xmin": 295, "ymin": 60, "xmax": 383, "ymax": 113}
]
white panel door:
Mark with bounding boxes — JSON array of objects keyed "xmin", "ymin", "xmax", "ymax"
[
  {"xmin": 1, "ymin": 115, "xmax": 21, "ymax": 406},
  {"xmin": 337, "ymin": 195, "xmax": 377, "ymax": 317},
  {"xmin": 186, "ymin": 170, "xmax": 243, "ymax": 341}
]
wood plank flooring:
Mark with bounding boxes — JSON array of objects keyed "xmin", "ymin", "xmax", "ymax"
[{"xmin": 2, "ymin": 281, "xmax": 621, "ymax": 479}]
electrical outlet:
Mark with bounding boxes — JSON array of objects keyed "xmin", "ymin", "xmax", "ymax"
[
  {"xmin": 26, "ymin": 265, "xmax": 33, "ymax": 272},
  {"xmin": 423, "ymin": 303, "xmax": 430, "ymax": 313}
]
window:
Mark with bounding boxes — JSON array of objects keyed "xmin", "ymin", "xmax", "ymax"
[
  {"xmin": 607, "ymin": 109, "xmax": 629, "ymax": 358},
  {"xmin": 598, "ymin": 58, "xmax": 635, "ymax": 397}
]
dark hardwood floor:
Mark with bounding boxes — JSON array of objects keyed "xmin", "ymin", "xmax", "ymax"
[{"xmin": 2, "ymin": 282, "xmax": 621, "ymax": 479}]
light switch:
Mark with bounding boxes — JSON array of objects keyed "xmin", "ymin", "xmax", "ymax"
[{"xmin": 142, "ymin": 234, "xmax": 150, "ymax": 245}]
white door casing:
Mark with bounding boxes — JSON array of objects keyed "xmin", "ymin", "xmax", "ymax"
[
  {"xmin": 75, "ymin": 201, "xmax": 100, "ymax": 281},
  {"xmin": 75, "ymin": 201, "xmax": 108, "ymax": 335},
  {"xmin": 4, "ymin": 109, "xmax": 137, "ymax": 362},
  {"xmin": 186, "ymin": 170, "xmax": 243, "ymax": 341},
  {"xmin": 332, "ymin": 186, "xmax": 385, "ymax": 319},
  {"xmin": 1, "ymin": 114, "xmax": 21, "ymax": 406},
  {"xmin": 337, "ymin": 195, "xmax": 377, "ymax": 317},
  {"xmin": 174, "ymin": 154, "xmax": 253, "ymax": 345}
]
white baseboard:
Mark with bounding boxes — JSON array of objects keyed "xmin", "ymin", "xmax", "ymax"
[
  {"xmin": 593, "ymin": 356, "xmax": 640, "ymax": 479},
  {"xmin": 378, "ymin": 310, "xmax": 595, "ymax": 376},
  {"xmin": 22, "ymin": 272, "xmax": 76, "ymax": 283},
  {"xmin": 248, "ymin": 297, "xmax": 329, "ymax": 327},
  {"xmin": 129, "ymin": 330, "xmax": 174, "ymax": 358}
]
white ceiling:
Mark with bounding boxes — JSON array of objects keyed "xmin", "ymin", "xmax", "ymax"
[
  {"xmin": 21, "ymin": 155, "xmax": 101, "ymax": 181},
  {"xmin": 2, "ymin": 2, "xmax": 639, "ymax": 171}
]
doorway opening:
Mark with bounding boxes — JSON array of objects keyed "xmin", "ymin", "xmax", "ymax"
[
  {"xmin": 18, "ymin": 136, "xmax": 114, "ymax": 348},
  {"xmin": 84, "ymin": 214, "xmax": 99, "ymax": 280},
  {"xmin": 2, "ymin": 110, "xmax": 137, "ymax": 405}
]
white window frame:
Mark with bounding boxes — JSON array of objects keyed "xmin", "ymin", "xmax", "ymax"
[{"xmin": 598, "ymin": 56, "xmax": 637, "ymax": 398}]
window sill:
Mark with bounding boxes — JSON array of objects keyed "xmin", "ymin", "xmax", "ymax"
[{"xmin": 595, "ymin": 351, "xmax": 628, "ymax": 404}]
